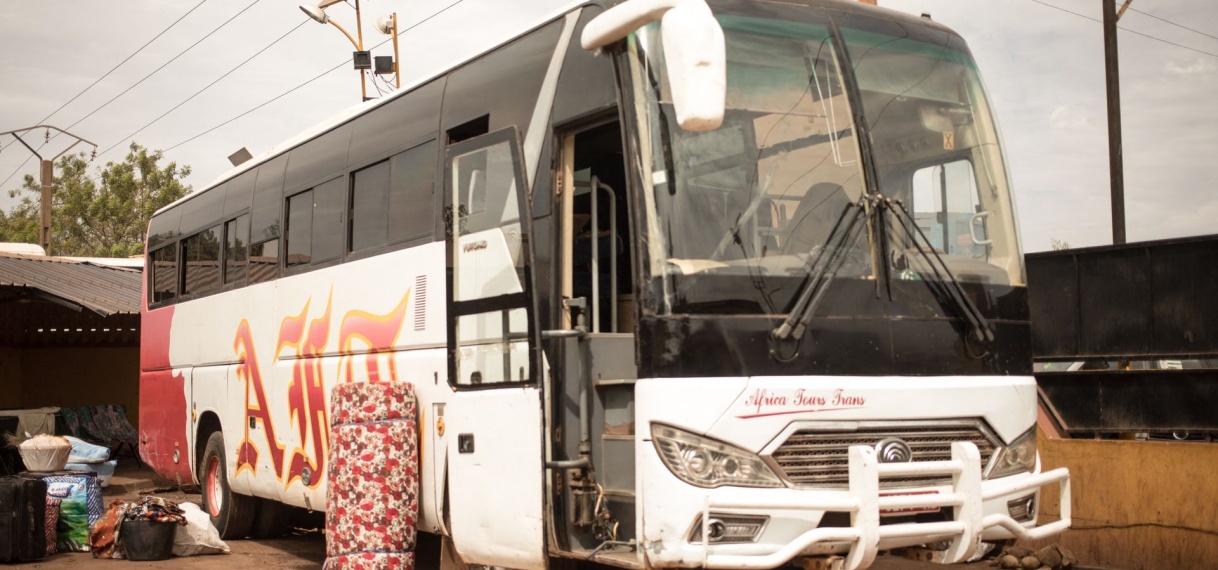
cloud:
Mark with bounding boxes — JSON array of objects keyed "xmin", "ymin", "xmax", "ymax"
[
  {"xmin": 1049, "ymin": 103, "xmax": 1090, "ymax": 130},
  {"xmin": 1165, "ymin": 58, "xmax": 1210, "ymax": 77}
]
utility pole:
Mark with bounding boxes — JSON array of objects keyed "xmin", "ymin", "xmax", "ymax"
[
  {"xmin": 1103, "ymin": 0, "xmax": 1133, "ymax": 244},
  {"xmin": 1, "ymin": 125, "xmax": 97, "ymax": 255}
]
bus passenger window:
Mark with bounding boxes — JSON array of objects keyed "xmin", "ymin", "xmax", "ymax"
[
  {"xmin": 286, "ymin": 190, "xmax": 313, "ymax": 267},
  {"xmin": 351, "ymin": 160, "xmax": 390, "ymax": 253},
  {"xmin": 249, "ymin": 239, "xmax": 279, "ymax": 283},
  {"xmin": 312, "ymin": 177, "xmax": 346, "ymax": 263},
  {"xmin": 183, "ymin": 225, "xmax": 222, "ymax": 295},
  {"xmin": 150, "ymin": 244, "xmax": 178, "ymax": 303},
  {"xmin": 224, "ymin": 214, "xmax": 250, "ymax": 285},
  {"xmin": 388, "ymin": 140, "xmax": 437, "ymax": 244}
]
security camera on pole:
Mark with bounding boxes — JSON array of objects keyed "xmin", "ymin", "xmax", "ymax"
[{"xmin": 299, "ymin": 0, "xmax": 401, "ymax": 101}]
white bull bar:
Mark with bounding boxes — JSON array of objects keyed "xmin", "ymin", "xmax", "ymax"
[{"xmin": 698, "ymin": 442, "xmax": 1071, "ymax": 570}]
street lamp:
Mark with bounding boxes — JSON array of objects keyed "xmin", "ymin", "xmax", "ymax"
[
  {"xmin": 374, "ymin": 14, "xmax": 401, "ymax": 89},
  {"xmin": 299, "ymin": 0, "xmax": 400, "ymax": 101}
]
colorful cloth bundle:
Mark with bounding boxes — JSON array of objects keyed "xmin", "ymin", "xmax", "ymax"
[
  {"xmin": 89, "ymin": 497, "xmax": 189, "ymax": 559},
  {"xmin": 324, "ymin": 381, "xmax": 419, "ymax": 570},
  {"xmin": 90, "ymin": 500, "xmax": 130, "ymax": 559},
  {"xmin": 125, "ymin": 496, "xmax": 188, "ymax": 525}
]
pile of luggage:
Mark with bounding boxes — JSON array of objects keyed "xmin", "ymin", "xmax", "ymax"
[{"xmin": 0, "ymin": 471, "xmax": 102, "ymax": 562}]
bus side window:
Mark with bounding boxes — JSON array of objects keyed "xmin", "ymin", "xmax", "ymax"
[
  {"xmin": 150, "ymin": 244, "xmax": 178, "ymax": 304},
  {"xmin": 286, "ymin": 189, "xmax": 314, "ymax": 267},
  {"xmin": 350, "ymin": 160, "xmax": 390, "ymax": 253},
  {"xmin": 251, "ymin": 156, "xmax": 286, "ymax": 250},
  {"xmin": 285, "ymin": 176, "xmax": 346, "ymax": 269},
  {"xmin": 312, "ymin": 177, "xmax": 346, "ymax": 263},
  {"xmin": 249, "ymin": 239, "xmax": 279, "ymax": 284},
  {"xmin": 224, "ymin": 214, "xmax": 250, "ymax": 285},
  {"xmin": 388, "ymin": 140, "xmax": 437, "ymax": 245},
  {"xmin": 183, "ymin": 224, "xmax": 222, "ymax": 296}
]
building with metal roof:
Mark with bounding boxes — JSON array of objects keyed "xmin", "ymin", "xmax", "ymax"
[{"xmin": 0, "ymin": 251, "xmax": 142, "ymax": 431}]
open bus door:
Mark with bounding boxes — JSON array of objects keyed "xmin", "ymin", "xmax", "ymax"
[{"xmin": 442, "ymin": 126, "xmax": 546, "ymax": 568}]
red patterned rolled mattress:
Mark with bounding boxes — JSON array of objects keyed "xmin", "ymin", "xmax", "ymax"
[{"xmin": 324, "ymin": 381, "xmax": 419, "ymax": 570}]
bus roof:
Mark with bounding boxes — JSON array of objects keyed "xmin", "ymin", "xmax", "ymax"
[{"xmin": 154, "ymin": 0, "xmax": 588, "ymax": 218}]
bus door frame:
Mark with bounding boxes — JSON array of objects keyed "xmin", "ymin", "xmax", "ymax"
[{"xmin": 442, "ymin": 125, "xmax": 548, "ymax": 569}]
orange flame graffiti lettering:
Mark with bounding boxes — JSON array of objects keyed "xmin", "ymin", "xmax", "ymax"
[
  {"xmin": 231, "ymin": 288, "xmax": 411, "ymax": 488},
  {"xmin": 338, "ymin": 291, "xmax": 411, "ymax": 384},
  {"xmin": 279, "ymin": 293, "xmax": 333, "ymax": 489},
  {"xmin": 233, "ymin": 319, "xmax": 286, "ymax": 478}
]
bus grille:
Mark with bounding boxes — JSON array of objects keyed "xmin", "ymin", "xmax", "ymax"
[{"xmin": 767, "ymin": 422, "xmax": 999, "ymax": 489}]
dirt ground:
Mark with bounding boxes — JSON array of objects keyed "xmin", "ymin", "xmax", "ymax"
[
  {"xmin": 10, "ymin": 485, "xmax": 980, "ymax": 570},
  {"xmin": 14, "ymin": 485, "xmax": 328, "ymax": 569}
]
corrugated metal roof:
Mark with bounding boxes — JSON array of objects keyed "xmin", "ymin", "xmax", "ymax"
[{"xmin": 0, "ymin": 252, "xmax": 142, "ymax": 316}]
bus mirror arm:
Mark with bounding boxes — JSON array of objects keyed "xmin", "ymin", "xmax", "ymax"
[{"xmin": 581, "ymin": 0, "xmax": 725, "ymax": 131}]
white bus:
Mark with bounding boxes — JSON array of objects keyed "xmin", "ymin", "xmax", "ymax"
[{"xmin": 139, "ymin": 0, "xmax": 1070, "ymax": 568}]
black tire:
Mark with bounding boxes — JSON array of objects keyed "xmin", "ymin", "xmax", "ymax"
[
  {"xmin": 250, "ymin": 498, "xmax": 293, "ymax": 538},
  {"xmin": 200, "ymin": 431, "xmax": 257, "ymax": 540}
]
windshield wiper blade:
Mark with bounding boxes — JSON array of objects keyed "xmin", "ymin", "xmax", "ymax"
[
  {"xmin": 772, "ymin": 200, "xmax": 869, "ymax": 341},
  {"xmin": 883, "ymin": 197, "xmax": 994, "ymax": 343}
]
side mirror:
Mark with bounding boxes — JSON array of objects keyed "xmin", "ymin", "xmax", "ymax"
[{"xmin": 581, "ymin": 0, "xmax": 725, "ymax": 132}]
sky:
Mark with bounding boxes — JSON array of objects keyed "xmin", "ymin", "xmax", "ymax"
[{"xmin": 1, "ymin": 0, "xmax": 1215, "ymax": 253}]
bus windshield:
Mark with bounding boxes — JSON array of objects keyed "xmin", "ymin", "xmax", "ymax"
[{"xmin": 628, "ymin": 8, "xmax": 1024, "ymax": 316}]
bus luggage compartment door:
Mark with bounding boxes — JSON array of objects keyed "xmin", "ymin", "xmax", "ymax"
[{"xmin": 446, "ymin": 388, "xmax": 546, "ymax": 569}]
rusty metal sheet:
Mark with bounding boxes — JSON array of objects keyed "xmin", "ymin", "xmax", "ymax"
[{"xmin": 0, "ymin": 253, "xmax": 142, "ymax": 316}]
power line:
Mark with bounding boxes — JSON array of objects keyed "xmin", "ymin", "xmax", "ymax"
[
  {"xmin": 61, "ymin": 0, "xmax": 267, "ymax": 134},
  {"xmin": 165, "ymin": 60, "xmax": 349, "ymax": 153},
  {"xmin": 1126, "ymin": 6, "xmax": 1218, "ymax": 43},
  {"xmin": 40, "ymin": 0, "xmax": 212, "ymax": 126},
  {"xmin": 0, "ymin": 1, "xmax": 211, "ymax": 191},
  {"xmin": 164, "ymin": 0, "xmax": 467, "ymax": 155},
  {"xmin": 99, "ymin": 19, "xmax": 310, "ymax": 158},
  {"xmin": 76, "ymin": 0, "xmax": 465, "ymax": 189},
  {"xmin": 1, "ymin": 0, "xmax": 252, "ymax": 191},
  {"xmin": 1027, "ymin": 0, "xmax": 1218, "ymax": 59}
]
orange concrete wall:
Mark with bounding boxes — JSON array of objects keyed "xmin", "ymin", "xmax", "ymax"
[
  {"xmin": 17, "ymin": 347, "xmax": 140, "ymax": 429},
  {"xmin": 1028, "ymin": 431, "xmax": 1218, "ymax": 570}
]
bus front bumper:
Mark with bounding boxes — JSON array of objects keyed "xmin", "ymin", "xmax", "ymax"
[{"xmin": 646, "ymin": 442, "xmax": 1071, "ymax": 570}]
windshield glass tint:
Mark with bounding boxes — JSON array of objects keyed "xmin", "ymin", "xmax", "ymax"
[
  {"xmin": 841, "ymin": 21, "xmax": 1023, "ymax": 287},
  {"xmin": 634, "ymin": 16, "xmax": 872, "ymax": 313},
  {"xmin": 630, "ymin": 11, "xmax": 1024, "ymax": 316}
]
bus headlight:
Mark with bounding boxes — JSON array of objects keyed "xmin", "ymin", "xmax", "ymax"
[
  {"xmin": 987, "ymin": 428, "xmax": 1037, "ymax": 479},
  {"xmin": 651, "ymin": 423, "xmax": 784, "ymax": 488}
]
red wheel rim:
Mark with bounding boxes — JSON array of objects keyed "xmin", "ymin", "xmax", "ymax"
[{"xmin": 206, "ymin": 456, "xmax": 223, "ymax": 517}]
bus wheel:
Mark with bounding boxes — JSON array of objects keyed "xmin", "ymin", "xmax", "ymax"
[{"xmin": 201, "ymin": 431, "xmax": 256, "ymax": 539}]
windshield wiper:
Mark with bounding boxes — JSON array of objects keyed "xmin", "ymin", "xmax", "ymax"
[
  {"xmin": 772, "ymin": 200, "xmax": 869, "ymax": 341},
  {"xmin": 881, "ymin": 197, "xmax": 994, "ymax": 343}
]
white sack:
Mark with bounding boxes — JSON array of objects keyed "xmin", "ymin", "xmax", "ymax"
[{"xmin": 172, "ymin": 502, "xmax": 231, "ymax": 556}]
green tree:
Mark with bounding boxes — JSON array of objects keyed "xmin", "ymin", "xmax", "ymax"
[{"xmin": 0, "ymin": 143, "xmax": 192, "ymax": 257}]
